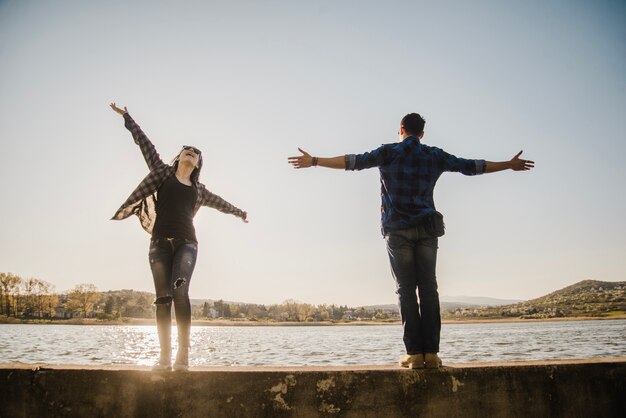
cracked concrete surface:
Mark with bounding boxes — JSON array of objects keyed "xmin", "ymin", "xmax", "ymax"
[{"xmin": 1, "ymin": 359, "xmax": 624, "ymax": 417}]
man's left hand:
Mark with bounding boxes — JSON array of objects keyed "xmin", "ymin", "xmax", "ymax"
[{"xmin": 288, "ymin": 148, "xmax": 313, "ymax": 169}]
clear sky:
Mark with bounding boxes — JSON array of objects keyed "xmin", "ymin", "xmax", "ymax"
[{"xmin": 1, "ymin": 0, "xmax": 624, "ymax": 306}]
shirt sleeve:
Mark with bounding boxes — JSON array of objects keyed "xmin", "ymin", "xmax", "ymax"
[
  {"xmin": 345, "ymin": 144, "xmax": 394, "ymax": 171},
  {"xmin": 436, "ymin": 148, "xmax": 485, "ymax": 175},
  {"xmin": 124, "ymin": 113, "xmax": 165, "ymax": 172},
  {"xmin": 199, "ymin": 187, "xmax": 247, "ymax": 220}
]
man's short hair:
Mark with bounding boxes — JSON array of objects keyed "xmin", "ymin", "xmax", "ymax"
[{"xmin": 401, "ymin": 113, "xmax": 426, "ymax": 135}]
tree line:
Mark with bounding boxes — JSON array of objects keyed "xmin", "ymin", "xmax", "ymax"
[
  {"xmin": 1, "ymin": 272, "xmax": 58, "ymax": 318},
  {"xmin": 0, "ymin": 272, "xmax": 398, "ymax": 322},
  {"xmin": 198, "ymin": 299, "xmax": 396, "ymax": 322},
  {"xmin": 0, "ymin": 272, "xmax": 156, "ymax": 319},
  {"xmin": 0, "ymin": 273, "xmax": 100, "ymax": 319}
]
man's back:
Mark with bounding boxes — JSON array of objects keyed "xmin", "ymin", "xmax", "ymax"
[{"xmin": 346, "ymin": 137, "xmax": 485, "ymax": 233}]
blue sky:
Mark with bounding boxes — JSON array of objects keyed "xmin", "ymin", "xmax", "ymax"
[{"xmin": 0, "ymin": 0, "xmax": 624, "ymax": 305}]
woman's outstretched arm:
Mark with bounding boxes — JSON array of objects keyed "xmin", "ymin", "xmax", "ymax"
[
  {"xmin": 199, "ymin": 186, "xmax": 248, "ymax": 223},
  {"xmin": 110, "ymin": 102, "xmax": 165, "ymax": 171}
]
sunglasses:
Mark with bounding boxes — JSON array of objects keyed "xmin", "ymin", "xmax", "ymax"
[{"xmin": 182, "ymin": 145, "xmax": 201, "ymax": 156}]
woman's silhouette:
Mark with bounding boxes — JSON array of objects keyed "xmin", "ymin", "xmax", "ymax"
[{"xmin": 110, "ymin": 103, "xmax": 247, "ymax": 371}]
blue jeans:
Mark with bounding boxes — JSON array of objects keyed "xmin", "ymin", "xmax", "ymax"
[
  {"xmin": 149, "ymin": 238, "xmax": 198, "ymax": 357},
  {"xmin": 385, "ymin": 225, "xmax": 440, "ymax": 354}
]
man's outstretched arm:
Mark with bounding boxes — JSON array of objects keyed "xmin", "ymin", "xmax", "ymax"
[
  {"xmin": 484, "ymin": 151, "xmax": 534, "ymax": 173},
  {"xmin": 288, "ymin": 148, "xmax": 346, "ymax": 169}
]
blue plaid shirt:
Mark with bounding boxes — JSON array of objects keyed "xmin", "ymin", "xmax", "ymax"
[{"xmin": 345, "ymin": 136, "xmax": 485, "ymax": 235}]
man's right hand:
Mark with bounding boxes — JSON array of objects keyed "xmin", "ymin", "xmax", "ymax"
[
  {"xmin": 509, "ymin": 151, "xmax": 534, "ymax": 171},
  {"xmin": 484, "ymin": 151, "xmax": 535, "ymax": 173},
  {"xmin": 110, "ymin": 102, "xmax": 128, "ymax": 116}
]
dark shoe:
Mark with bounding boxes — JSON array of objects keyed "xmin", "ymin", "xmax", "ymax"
[
  {"xmin": 399, "ymin": 354, "xmax": 425, "ymax": 369},
  {"xmin": 424, "ymin": 352, "xmax": 442, "ymax": 369}
]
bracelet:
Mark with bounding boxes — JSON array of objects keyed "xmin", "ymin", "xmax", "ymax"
[{"xmin": 312, "ymin": 157, "xmax": 318, "ymax": 167}]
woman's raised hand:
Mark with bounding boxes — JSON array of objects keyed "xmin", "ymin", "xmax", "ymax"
[{"xmin": 109, "ymin": 102, "xmax": 128, "ymax": 116}]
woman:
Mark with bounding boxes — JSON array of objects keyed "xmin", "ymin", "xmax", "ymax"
[{"xmin": 110, "ymin": 103, "xmax": 248, "ymax": 371}]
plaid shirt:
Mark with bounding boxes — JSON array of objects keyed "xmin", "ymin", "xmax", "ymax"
[
  {"xmin": 345, "ymin": 136, "xmax": 485, "ymax": 235},
  {"xmin": 111, "ymin": 113, "xmax": 247, "ymax": 235}
]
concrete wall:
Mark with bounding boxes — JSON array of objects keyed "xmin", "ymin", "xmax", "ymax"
[{"xmin": 1, "ymin": 358, "xmax": 625, "ymax": 417}]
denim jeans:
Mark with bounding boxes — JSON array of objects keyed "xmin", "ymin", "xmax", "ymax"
[
  {"xmin": 385, "ymin": 225, "xmax": 440, "ymax": 354},
  {"xmin": 149, "ymin": 238, "xmax": 198, "ymax": 358}
]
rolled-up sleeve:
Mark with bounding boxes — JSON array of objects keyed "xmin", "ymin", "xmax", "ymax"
[
  {"xmin": 475, "ymin": 160, "xmax": 486, "ymax": 174},
  {"xmin": 345, "ymin": 144, "xmax": 393, "ymax": 171},
  {"xmin": 345, "ymin": 154, "xmax": 357, "ymax": 170},
  {"xmin": 437, "ymin": 148, "xmax": 485, "ymax": 176}
]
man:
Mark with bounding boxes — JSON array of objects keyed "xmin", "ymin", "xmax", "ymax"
[{"xmin": 288, "ymin": 113, "xmax": 534, "ymax": 369}]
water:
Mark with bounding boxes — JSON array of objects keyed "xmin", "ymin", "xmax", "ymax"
[{"xmin": 0, "ymin": 320, "xmax": 624, "ymax": 366}]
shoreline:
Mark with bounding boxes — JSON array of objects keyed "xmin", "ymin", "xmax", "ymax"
[{"xmin": 1, "ymin": 315, "xmax": 625, "ymax": 326}]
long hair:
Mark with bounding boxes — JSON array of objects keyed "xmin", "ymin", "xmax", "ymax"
[{"xmin": 171, "ymin": 148, "xmax": 203, "ymax": 186}]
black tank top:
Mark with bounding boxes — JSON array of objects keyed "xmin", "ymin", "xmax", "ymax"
[{"xmin": 152, "ymin": 175, "xmax": 198, "ymax": 242}]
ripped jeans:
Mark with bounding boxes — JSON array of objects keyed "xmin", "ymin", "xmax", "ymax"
[{"xmin": 149, "ymin": 238, "xmax": 197, "ymax": 359}]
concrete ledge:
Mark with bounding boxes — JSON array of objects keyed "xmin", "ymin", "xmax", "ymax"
[{"xmin": 1, "ymin": 358, "xmax": 625, "ymax": 417}]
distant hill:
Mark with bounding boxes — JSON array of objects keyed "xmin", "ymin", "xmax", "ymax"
[
  {"xmin": 334, "ymin": 295, "xmax": 523, "ymax": 313},
  {"xmin": 192, "ymin": 298, "xmax": 519, "ymax": 312},
  {"xmin": 191, "ymin": 280, "xmax": 626, "ymax": 321},
  {"xmin": 528, "ymin": 280, "xmax": 623, "ymax": 304},
  {"xmin": 443, "ymin": 280, "xmax": 626, "ymax": 320},
  {"xmin": 440, "ymin": 296, "xmax": 522, "ymax": 306},
  {"xmin": 360, "ymin": 301, "xmax": 497, "ymax": 313}
]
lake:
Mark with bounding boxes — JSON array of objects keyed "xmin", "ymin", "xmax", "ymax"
[{"xmin": 1, "ymin": 319, "xmax": 624, "ymax": 366}]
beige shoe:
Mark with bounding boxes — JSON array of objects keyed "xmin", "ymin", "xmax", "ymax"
[
  {"xmin": 172, "ymin": 362, "xmax": 188, "ymax": 372},
  {"xmin": 151, "ymin": 357, "xmax": 171, "ymax": 372},
  {"xmin": 399, "ymin": 354, "xmax": 425, "ymax": 369},
  {"xmin": 173, "ymin": 347, "xmax": 189, "ymax": 372},
  {"xmin": 424, "ymin": 352, "xmax": 442, "ymax": 369}
]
